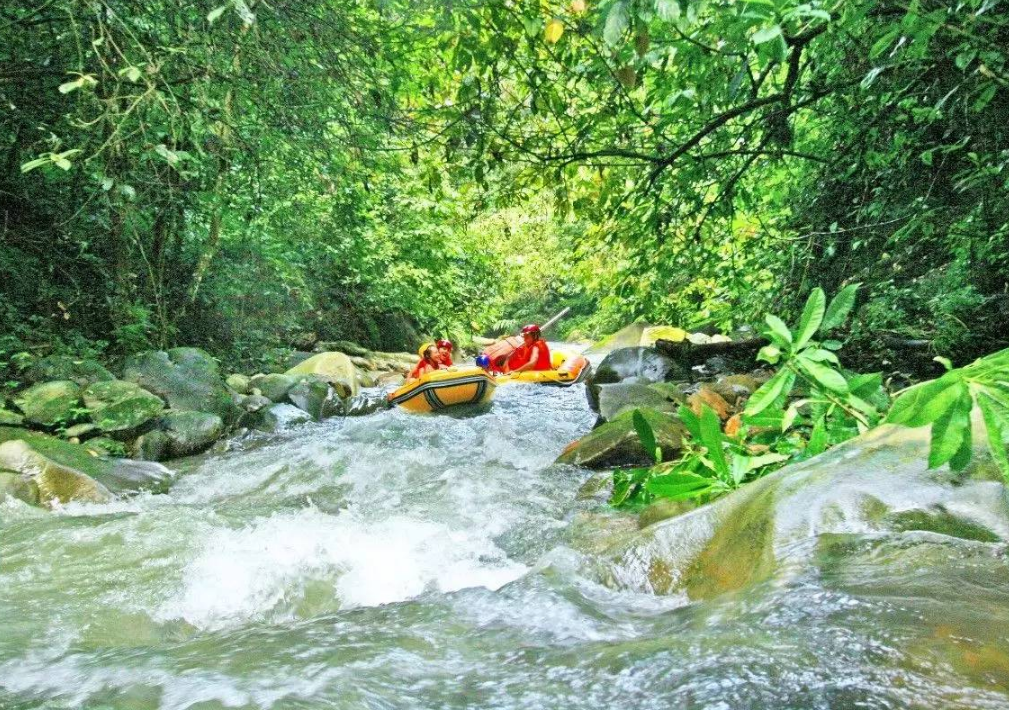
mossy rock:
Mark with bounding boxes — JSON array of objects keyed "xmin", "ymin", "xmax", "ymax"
[
  {"xmin": 14, "ymin": 380, "xmax": 81, "ymax": 427},
  {"xmin": 123, "ymin": 348, "xmax": 240, "ymax": 425},
  {"xmin": 0, "ymin": 408, "xmax": 24, "ymax": 426},
  {"xmin": 286, "ymin": 378, "xmax": 331, "ymax": 420},
  {"xmin": 0, "ymin": 469, "xmax": 41, "ymax": 506},
  {"xmin": 20, "ymin": 355, "xmax": 114, "ymax": 388},
  {"xmin": 0, "ymin": 439, "xmax": 110, "ymax": 507},
  {"xmin": 286, "ymin": 352, "xmax": 359, "ymax": 398},
  {"xmin": 83, "ymin": 380, "xmax": 165, "ymax": 436},
  {"xmin": 225, "ymin": 374, "xmax": 252, "ymax": 395},
  {"xmin": 594, "ymin": 383, "xmax": 683, "ymax": 423},
  {"xmin": 556, "ymin": 407, "xmax": 686, "ymax": 469},
  {"xmin": 344, "ymin": 392, "xmax": 388, "ymax": 417},
  {"xmin": 133, "ymin": 430, "xmax": 171, "ymax": 462},
  {"xmin": 250, "ymin": 404, "xmax": 313, "ymax": 433},
  {"xmin": 159, "ymin": 411, "xmax": 224, "ymax": 458},
  {"xmin": 63, "ymin": 422, "xmax": 99, "ymax": 441},
  {"xmin": 0, "ymin": 426, "xmax": 173, "ymax": 497},
  {"xmin": 249, "ymin": 373, "xmax": 300, "ymax": 403}
]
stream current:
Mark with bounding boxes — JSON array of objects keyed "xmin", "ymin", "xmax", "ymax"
[{"xmin": 2, "ymin": 383, "xmax": 1009, "ymax": 709}]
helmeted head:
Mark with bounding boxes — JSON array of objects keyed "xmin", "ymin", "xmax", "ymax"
[
  {"xmin": 521, "ymin": 323, "xmax": 541, "ymax": 342},
  {"xmin": 435, "ymin": 339, "xmax": 453, "ymax": 351},
  {"xmin": 475, "ymin": 354, "xmax": 491, "ymax": 370},
  {"xmin": 418, "ymin": 343, "xmax": 439, "ymax": 362}
]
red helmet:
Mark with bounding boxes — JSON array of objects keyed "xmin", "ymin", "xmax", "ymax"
[
  {"xmin": 521, "ymin": 324, "xmax": 541, "ymax": 335},
  {"xmin": 435, "ymin": 339, "xmax": 453, "ymax": 350}
]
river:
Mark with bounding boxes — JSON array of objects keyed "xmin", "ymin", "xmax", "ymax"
[{"xmin": 2, "ymin": 383, "xmax": 1008, "ymax": 709}]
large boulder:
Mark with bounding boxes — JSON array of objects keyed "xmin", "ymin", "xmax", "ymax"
[
  {"xmin": 249, "ymin": 404, "xmax": 313, "ymax": 433},
  {"xmin": 596, "ymin": 414, "xmax": 1009, "ymax": 601},
  {"xmin": 0, "ymin": 468, "xmax": 41, "ymax": 506},
  {"xmin": 594, "ymin": 382, "xmax": 685, "ymax": 423},
  {"xmin": 123, "ymin": 348, "xmax": 240, "ymax": 425},
  {"xmin": 20, "ymin": 355, "xmax": 114, "ymax": 388},
  {"xmin": 557, "ymin": 407, "xmax": 687, "ymax": 469},
  {"xmin": 249, "ymin": 373, "xmax": 300, "ymax": 403},
  {"xmin": 0, "ymin": 427, "xmax": 172, "ymax": 498},
  {"xmin": 14, "ymin": 380, "xmax": 81, "ymax": 427},
  {"xmin": 158, "ymin": 411, "xmax": 224, "ymax": 458},
  {"xmin": 286, "ymin": 378, "xmax": 331, "ymax": 420},
  {"xmin": 583, "ymin": 322, "xmax": 650, "ymax": 360},
  {"xmin": 344, "ymin": 391, "xmax": 389, "ymax": 417},
  {"xmin": 225, "ymin": 374, "xmax": 252, "ymax": 395},
  {"xmin": 0, "ymin": 440, "xmax": 109, "ymax": 507},
  {"xmin": 0, "ymin": 407, "xmax": 24, "ymax": 426},
  {"xmin": 591, "ymin": 347, "xmax": 685, "ymax": 387},
  {"xmin": 82, "ymin": 380, "xmax": 165, "ymax": 437},
  {"xmin": 285, "ymin": 352, "xmax": 359, "ymax": 398}
]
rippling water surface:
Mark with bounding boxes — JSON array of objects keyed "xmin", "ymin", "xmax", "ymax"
[{"xmin": 2, "ymin": 384, "xmax": 1008, "ymax": 709}]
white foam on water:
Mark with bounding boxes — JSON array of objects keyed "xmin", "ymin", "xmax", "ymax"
[{"xmin": 155, "ymin": 504, "xmax": 527, "ymax": 630}]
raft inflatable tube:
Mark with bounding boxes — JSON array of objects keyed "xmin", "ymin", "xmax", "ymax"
[
  {"xmin": 498, "ymin": 350, "xmax": 591, "ymax": 387},
  {"xmin": 388, "ymin": 367, "xmax": 496, "ymax": 413}
]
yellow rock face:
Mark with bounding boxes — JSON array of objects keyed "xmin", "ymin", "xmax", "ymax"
[
  {"xmin": 640, "ymin": 326, "xmax": 687, "ymax": 346},
  {"xmin": 286, "ymin": 352, "xmax": 360, "ymax": 398}
]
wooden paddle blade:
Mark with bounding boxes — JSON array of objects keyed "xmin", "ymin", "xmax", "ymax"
[{"xmin": 482, "ymin": 335, "xmax": 523, "ymax": 362}]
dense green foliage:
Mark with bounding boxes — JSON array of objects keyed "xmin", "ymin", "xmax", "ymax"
[
  {"xmin": 2, "ymin": 0, "xmax": 1007, "ymax": 374},
  {"xmin": 614, "ymin": 287, "xmax": 1009, "ymax": 508}
]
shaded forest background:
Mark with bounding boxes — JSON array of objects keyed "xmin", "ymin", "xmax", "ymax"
[{"xmin": 2, "ymin": 0, "xmax": 1007, "ymax": 378}]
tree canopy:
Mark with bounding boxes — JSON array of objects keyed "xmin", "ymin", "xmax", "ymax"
[{"xmin": 2, "ymin": 0, "xmax": 1007, "ymax": 371}]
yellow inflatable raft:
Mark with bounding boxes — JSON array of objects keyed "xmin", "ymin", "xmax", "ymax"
[
  {"xmin": 388, "ymin": 367, "xmax": 496, "ymax": 413},
  {"xmin": 498, "ymin": 351, "xmax": 591, "ymax": 387}
]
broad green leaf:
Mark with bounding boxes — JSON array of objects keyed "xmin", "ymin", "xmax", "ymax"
[
  {"xmin": 632, "ymin": 409, "xmax": 660, "ymax": 464},
  {"xmin": 645, "ymin": 472, "xmax": 716, "ymax": 501},
  {"xmin": 677, "ymin": 403, "xmax": 701, "ymax": 440},
  {"xmin": 977, "ymin": 392, "xmax": 1009, "ymax": 478},
  {"xmin": 782, "ymin": 398, "xmax": 810, "ymax": 431},
  {"xmin": 807, "ymin": 415, "xmax": 828, "ymax": 455},
  {"xmin": 849, "ymin": 372, "xmax": 883, "ymax": 398},
  {"xmin": 764, "ymin": 314, "xmax": 793, "ymax": 348},
  {"xmin": 805, "ymin": 348, "xmax": 840, "ymax": 366},
  {"xmin": 744, "ymin": 367, "xmax": 794, "ymax": 417},
  {"xmin": 887, "ymin": 375, "xmax": 967, "ymax": 427},
  {"xmin": 821, "ymin": 283, "xmax": 861, "ymax": 331},
  {"xmin": 757, "ymin": 344, "xmax": 781, "ymax": 364},
  {"xmin": 949, "ymin": 429, "xmax": 973, "ymax": 471},
  {"xmin": 933, "ymin": 356, "xmax": 953, "ymax": 371},
  {"xmin": 744, "ymin": 452, "xmax": 789, "ymax": 472},
  {"xmin": 753, "ymin": 25, "xmax": 782, "ymax": 44},
  {"xmin": 797, "ymin": 355, "xmax": 848, "ymax": 394},
  {"xmin": 928, "ymin": 391, "xmax": 972, "ymax": 469},
  {"xmin": 794, "ymin": 288, "xmax": 826, "ymax": 349},
  {"xmin": 699, "ymin": 405, "xmax": 728, "ymax": 477},
  {"xmin": 604, "ymin": 1, "xmax": 630, "ymax": 45},
  {"xmin": 207, "ymin": 5, "xmax": 228, "ymax": 23}
]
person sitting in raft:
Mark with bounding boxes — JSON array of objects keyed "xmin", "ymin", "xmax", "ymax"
[
  {"xmin": 436, "ymin": 339, "xmax": 454, "ymax": 367},
  {"xmin": 504, "ymin": 324, "xmax": 552, "ymax": 373},
  {"xmin": 407, "ymin": 343, "xmax": 444, "ymax": 382}
]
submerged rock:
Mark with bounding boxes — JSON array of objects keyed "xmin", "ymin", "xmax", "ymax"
[
  {"xmin": 344, "ymin": 391, "xmax": 389, "ymax": 417},
  {"xmin": 0, "ymin": 468, "xmax": 41, "ymax": 506},
  {"xmin": 14, "ymin": 380, "xmax": 81, "ymax": 427},
  {"xmin": 250, "ymin": 403, "xmax": 313, "ymax": 433},
  {"xmin": 557, "ymin": 407, "xmax": 686, "ymax": 469},
  {"xmin": 596, "ymin": 415, "xmax": 1009, "ymax": 601},
  {"xmin": 123, "ymin": 348, "xmax": 240, "ymax": 425}
]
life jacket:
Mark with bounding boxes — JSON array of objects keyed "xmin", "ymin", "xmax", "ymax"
[
  {"xmin": 409, "ymin": 358, "xmax": 437, "ymax": 380},
  {"xmin": 507, "ymin": 340, "xmax": 552, "ymax": 371}
]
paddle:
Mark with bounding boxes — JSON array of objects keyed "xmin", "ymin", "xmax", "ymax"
[{"xmin": 482, "ymin": 307, "xmax": 571, "ymax": 364}]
